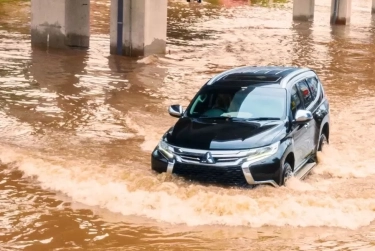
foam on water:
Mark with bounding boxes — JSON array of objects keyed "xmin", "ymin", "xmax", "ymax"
[{"xmin": 1, "ymin": 141, "xmax": 375, "ymax": 230}]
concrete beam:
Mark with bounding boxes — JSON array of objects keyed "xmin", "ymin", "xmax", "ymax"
[
  {"xmin": 110, "ymin": 0, "xmax": 168, "ymax": 57},
  {"xmin": 330, "ymin": 0, "xmax": 352, "ymax": 25},
  {"xmin": 31, "ymin": 0, "xmax": 90, "ymax": 49},
  {"xmin": 293, "ymin": 0, "xmax": 315, "ymax": 21}
]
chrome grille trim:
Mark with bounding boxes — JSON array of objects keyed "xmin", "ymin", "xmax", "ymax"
[
  {"xmin": 216, "ymin": 158, "xmax": 238, "ymax": 162},
  {"xmin": 174, "ymin": 156, "xmax": 245, "ymax": 166},
  {"xmin": 171, "ymin": 146, "xmax": 251, "ymax": 157},
  {"xmin": 169, "ymin": 145, "xmax": 250, "ymax": 166},
  {"xmin": 180, "ymin": 156, "xmax": 200, "ymax": 161}
]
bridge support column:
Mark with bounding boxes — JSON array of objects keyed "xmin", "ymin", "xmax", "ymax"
[
  {"xmin": 110, "ymin": 0, "xmax": 168, "ymax": 57},
  {"xmin": 372, "ymin": 0, "xmax": 375, "ymax": 14},
  {"xmin": 330, "ymin": 0, "xmax": 352, "ymax": 25},
  {"xmin": 293, "ymin": 0, "xmax": 315, "ymax": 21},
  {"xmin": 31, "ymin": 0, "xmax": 90, "ymax": 49}
]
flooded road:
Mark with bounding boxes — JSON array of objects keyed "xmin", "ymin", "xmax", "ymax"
[{"xmin": 1, "ymin": 0, "xmax": 375, "ymax": 250}]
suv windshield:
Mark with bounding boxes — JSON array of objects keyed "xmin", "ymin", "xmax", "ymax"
[{"xmin": 186, "ymin": 86, "xmax": 287, "ymax": 120}]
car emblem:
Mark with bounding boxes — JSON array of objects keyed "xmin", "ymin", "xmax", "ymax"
[{"xmin": 203, "ymin": 152, "xmax": 215, "ymax": 164}]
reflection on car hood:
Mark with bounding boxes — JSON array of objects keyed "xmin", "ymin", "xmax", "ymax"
[{"xmin": 165, "ymin": 117, "xmax": 286, "ymax": 150}]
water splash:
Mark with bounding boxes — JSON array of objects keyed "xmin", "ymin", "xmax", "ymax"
[{"xmin": 1, "ymin": 142, "xmax": 375, "ymax": 230}]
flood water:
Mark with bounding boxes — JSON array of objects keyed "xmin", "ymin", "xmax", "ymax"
[{"xmin": 1, "ymin": 0, "xmax": 375, "ymax": 250}]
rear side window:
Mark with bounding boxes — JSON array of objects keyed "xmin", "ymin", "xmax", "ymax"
[
  {"xmin": 297, "ymin": 80, "xmax": 314, "ymax": 108},
  {"xmin": 291, "ymin": 85, "xmax": 303, "ymax": 117},
  {"xmin": 306, "ymin": 77, "xmax": 318, "ymax": 100}
]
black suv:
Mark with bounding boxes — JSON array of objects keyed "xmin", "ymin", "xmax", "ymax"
[{"xmin": 151, "ymin": 66, "xmax": 330, "ymax": 187}]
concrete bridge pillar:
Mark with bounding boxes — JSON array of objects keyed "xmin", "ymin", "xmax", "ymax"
[
  {"xmin": 293, "ymin": 0, "xmax": 315, "ymax": 21},
  {"xmin": 31, "ymin": 0, "xmax": 90, "ymax": 48},
  {"xmin": 372, "ymin": 0, "xmax": 375, "ymax": 14},
  {"xmin": 330, "ymin": 0, "xmax": 352, "ymax": 25},
  {"xmin": 110, "ymin": 0, "xmax": 168, "ymax": 57}
]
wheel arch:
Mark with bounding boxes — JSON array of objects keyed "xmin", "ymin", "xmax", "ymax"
[
  {"xmin": 276, "ymin": 138, "xmax": 295, "ymax": 185},
  {"xmin": 321, "ymin": 122, "xmax": 329, "ymax": 143},
  {"xmin": 284, "ymin": 152, "xmax": 295, "ymax": 171}
]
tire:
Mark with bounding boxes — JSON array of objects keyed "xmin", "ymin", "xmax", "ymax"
[
  {"xmin": 311, "ymin": 133, "xmax": 328, "ymax": 163},
  {"xmin": 317, "ymin": 133, "xmax": 328, "ymax": 151},
  {"xmin": 281, "ymin": 162, "xmax": 293, "ymax": 186}
]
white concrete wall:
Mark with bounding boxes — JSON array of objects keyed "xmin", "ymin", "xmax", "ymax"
[
  {"xmin": 110, "ymin": 0, "xmax": 168, "ymax": 57},
  {"xmin": 144, "ymin": 0, "xmax": 168, "ymax": 55},
  {"xmin": 65, "ymin": 0, "xmax": 90, "ymax": 47},
  {"xmin": 31, "ymin": 0, "xmax": 90, "ymax": 48},
  {"xmin": 31, "ymin": 0, "xmax": 66, "ymax": 47},
  {"xmin": 109, "ymin": 0, "xmax": 118, "ymax": 53},
  {"xmin": 127, "ymin": 0, "xmax": 147, "ymax": 55},
  {"xmin": 330, "ymin": 0, "xmax": 351, "ymax": 25},
  {"xmin": 31, "ymin": 0, "xmax": 66, "ymax": 34},
  {"xmin": 293, "ymin": 0, "xmax": 315, "ymax": 21}
]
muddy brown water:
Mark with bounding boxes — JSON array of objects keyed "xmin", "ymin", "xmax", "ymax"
[{"xmin": 1, "ymin": 0, "xmax": 375, "ymax": 250}]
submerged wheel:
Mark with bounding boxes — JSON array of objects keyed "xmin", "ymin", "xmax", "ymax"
[
  {"xmin": 318, "ymin": 133, "xmax": 328, "ymax": 151},
  {"xmin": 281, "ymin": 162, "xmax": 293, "ymax": 186},
  {"xmin": 310, "ymin": 133, "xmax": 328, "ymax": 163}
]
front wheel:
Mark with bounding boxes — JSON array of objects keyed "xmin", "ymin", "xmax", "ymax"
[
  {"xmin": 318, "ymin": 133, "xmax": 328, "ymax": 151},
  {"xmin": 281, "ymin": 162, "xmax": 293, "ymax": 186}
]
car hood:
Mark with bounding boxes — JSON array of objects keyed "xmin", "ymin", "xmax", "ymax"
[{"xmin": 165, "ymin": 117, "xmax": 286, "ymax": 150}]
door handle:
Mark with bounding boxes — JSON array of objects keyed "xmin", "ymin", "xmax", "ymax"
[{"xmin": 304, "ymin": 123, "xmax": 310, "ymax": 128}]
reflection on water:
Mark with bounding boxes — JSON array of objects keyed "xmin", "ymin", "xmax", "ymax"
[{"xmin": 1, "ymin": 0, "xmax": 375, "ymax": 250}]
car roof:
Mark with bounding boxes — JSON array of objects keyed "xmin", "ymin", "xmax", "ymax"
[{"xmin": 205, "ymin": 66, "xmax": 312, "ymax": 88}]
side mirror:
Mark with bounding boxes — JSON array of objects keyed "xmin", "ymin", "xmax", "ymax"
[
  {"xmin": 168, "ymin": 105, "xmax": 183, "ymax": 118},
  {"xmin": 294, "ymin": 110, "xmax": 313, "ymax": 124}
]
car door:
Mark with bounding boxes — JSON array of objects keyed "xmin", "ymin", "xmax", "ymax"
[
  {"xmin": 305, "ymin": 76, "xmax": 322, "ymax": 150},
  {"xmin": 296, "ymin": 79, "xmax": 316, "ymax": 156},
  {"xmin": 290, "ymin": 83, "xmax": 310, "ymax": 166}
]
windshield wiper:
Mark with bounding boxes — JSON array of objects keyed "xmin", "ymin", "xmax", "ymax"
[
  {"xmin": 243, "ymin": 117, "xmax": 280, "ymax": 121},
  {"xmin": 198, "ymin": 116, "xmax": 231, "ymax": 120},
  {"xmin": 197, "ymin": 116, "xmax": 280, "ymax": 121}
]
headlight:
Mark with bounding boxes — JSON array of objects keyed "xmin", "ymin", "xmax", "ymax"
[
  {"xmin": 245, "ymin": 141, "xmax": 279, "ymax": 162},
  {"xmin": 158, "ymin": 140, "xmax": 174, "ymax": 159}
]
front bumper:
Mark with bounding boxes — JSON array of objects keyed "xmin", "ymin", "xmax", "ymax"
[{"xmin": 151, "ymin": 146, "xmax": 282, "ymax": 188}]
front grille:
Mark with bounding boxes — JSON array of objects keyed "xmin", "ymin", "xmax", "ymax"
[
  {"xmin": 173, "ymin": 163, "xmax": 249, "ymax": 187},
  {"xmin": 174, "ymin": 152, "xmax": 242, "ymax": 165},
  {"xmin": 178, "ymin": 153, "xmax": 202, "ymax": 162}
]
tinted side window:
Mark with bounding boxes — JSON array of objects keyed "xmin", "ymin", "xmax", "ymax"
[
  {"xmin": 291, "ymin": 85, "xmax": 303, "ymax": 118},
  {"xmin": 297, "ymin": 80, "xmax": 314, "ymax": 108},
  {"xmin": 306, "ymin": 77, "xmax": 318, "ymax": 100}
]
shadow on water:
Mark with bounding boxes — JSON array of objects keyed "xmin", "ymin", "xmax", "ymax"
[
  {"xmin": 290, "ymin": 21, "xmax": 314, "ymax": 67},
  {"xmin": 326, "ymin": 24, "xmax": 375, "ymax": 97},
  {"xmin": 1, "ymin": 43, "xmax": 170, "ymax": 138},
  {"xmin": 35, "ymin": 48, "xmax": 91, "ymax": 132},
  {"xmin": 1, "ymin": 47, "xmax": 89, "ymax": 134}
]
